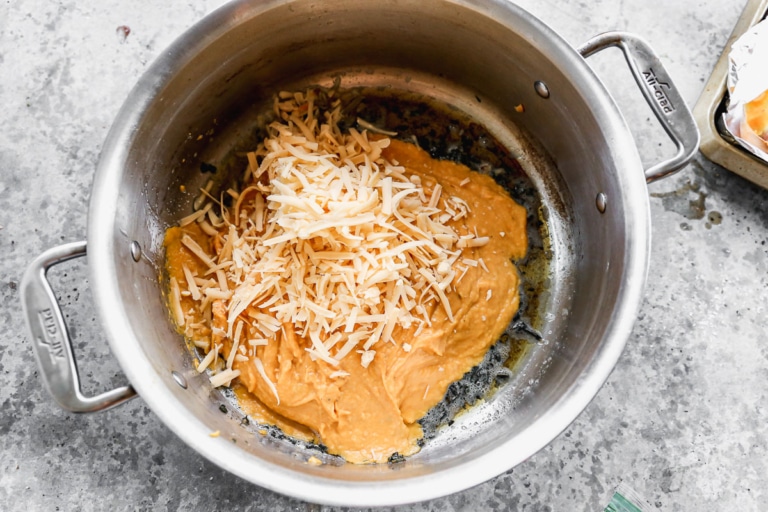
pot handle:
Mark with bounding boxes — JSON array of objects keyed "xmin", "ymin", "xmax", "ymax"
[
  {"xmin": 21, "ymin": 241, "xmax": 137, "ymax": 412},
  {"xmin": 578, "ymin": 31, "xmax": 700, "ymax": 183}
]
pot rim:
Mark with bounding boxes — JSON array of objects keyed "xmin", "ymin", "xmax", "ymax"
[{"xmin": 87, "ymin": 0, "xmax": 650, "ymax": 506}]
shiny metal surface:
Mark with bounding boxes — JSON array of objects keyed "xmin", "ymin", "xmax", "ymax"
[
  {"xmin": 20, "ymin": 241, "xmax": 137, "ymax": 412},
  {"xmin": 578, "ymin": 32, "xmax": 701, "ymax": 183},
  {"xmin": 534, "ymin": 80, "xmax": 551, "ymax": 99},
  {"xmin": 171, "ymin": 371, "xmax": 188, "ymax": 390},
  {"xmin": 129, "ymin": 240, "xmax": 142, "ymax": 262},
  {"xmin": 596, "ymin": 192, "xmax": 609, "ymax": 214},
  {"xmin": 26, "ymin": 0, "xmax": 695, "ymax": 506}
]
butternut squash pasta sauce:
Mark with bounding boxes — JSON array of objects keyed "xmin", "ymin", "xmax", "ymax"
[{"xmin": 163, "ymin": 89, "xmax": 527, "ymax": 463}]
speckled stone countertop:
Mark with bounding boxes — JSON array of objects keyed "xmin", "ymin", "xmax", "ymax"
[{"xmin": 2, "ymin": 0, "xmax": 767, "ymax": 510}]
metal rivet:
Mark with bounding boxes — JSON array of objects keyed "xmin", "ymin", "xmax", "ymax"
[
  {"xmin": 171, "ymin": 371, "xmax": 188, "ymax": 389},
  {"xmin": 534, "ymin": 81, "xmax": 550, "ymax": 99},
  {"xmin": 130, "ymin": 241, "xmax": 142, "ymax": 262},
  {"xmin": 596, "ymin": 192, "xmax": 607, "ymax": 214}
]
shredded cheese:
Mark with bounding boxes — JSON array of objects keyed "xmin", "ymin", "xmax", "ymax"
[
  {"xmin": 175, "ymin": 87, "xmax": 494, "ymax": 373},
  {"xmin": 169, "ymin": 277, "xmax": 185, "ymax": 327},
  {"xmin": 197, "ymin": 348, "xmax": 216, "ymax": 373},
  {"xmin": 359, "ymin": 350, "xmax": 376, "ymax": 368},
  {"xmin": 210, "ymin": 368, "xmax": 240, "ymax": 387},
  {"xmin": 254, "ymin": 357, "xmax": 280, "ymax": 405}
]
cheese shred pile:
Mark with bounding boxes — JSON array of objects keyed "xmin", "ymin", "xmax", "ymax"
[{"xmin": 174, "ymin": 88, "xmax": 491, "ymax": 386}]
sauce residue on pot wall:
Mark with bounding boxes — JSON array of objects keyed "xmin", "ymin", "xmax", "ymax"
[{"xmin": 162, "ymin": 87, "xmax": 531, "ymax": 463}]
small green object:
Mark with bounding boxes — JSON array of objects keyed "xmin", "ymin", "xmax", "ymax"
[{"xmin": 604, "ymin": 483, "xmax": 649, "ymax": 512}]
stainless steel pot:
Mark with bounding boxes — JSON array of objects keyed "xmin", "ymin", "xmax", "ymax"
[{"xmin": 21, "ymin": 0, "xmax": 698, "ymax": 506}]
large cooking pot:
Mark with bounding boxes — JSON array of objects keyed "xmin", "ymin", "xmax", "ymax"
[{"xmin": 21, "ymin": 0, "xmax": 698, "ymax": 506}]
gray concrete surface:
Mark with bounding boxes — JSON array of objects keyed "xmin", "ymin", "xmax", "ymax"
[{"xmin": 1, "ymin": 0, "xmax": 766, "ymax": 510}]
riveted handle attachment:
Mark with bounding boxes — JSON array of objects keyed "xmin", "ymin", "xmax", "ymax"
[
  {"xmin": 21, "ymin": 241, "xmax": 137, "ymax": 412},
  {"xmin": 578, "ymin": 31, "xmax": 700, "ymax": 183}
]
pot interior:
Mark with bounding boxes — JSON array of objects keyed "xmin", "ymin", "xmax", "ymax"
[{"xmin": 90, "ymin": 0, "xmax": 649, "ymax": 504}]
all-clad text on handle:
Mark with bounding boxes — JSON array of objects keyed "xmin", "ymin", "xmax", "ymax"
[
  {"xmin": 578, "ymin": 31, "xmax": 700, "ymax": 183},
  {"xmin": 21, "ymin": 241, "xmax": 136, "ymax": 413}
]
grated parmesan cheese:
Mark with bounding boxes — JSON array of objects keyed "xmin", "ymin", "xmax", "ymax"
[
  {"xmin": 169, "ymin": 277, "xmax": 185, "ymax": 327},
  {"xmin": 175, "ymin": 88, "xmax": 495, "ymax": 372},
  {"xmin": 210, "ymin": 368, "xmax": 240, "ymax": 387},
  {"xmin": 359, "ymin": 350, "xmax": 376, "ymax": 368},
  {"xmin": 254, "ymin": 357, "xmax": 280, "ymax": 404},
  {"xmin": 196, "ymin": 346, "xmax": 214, "ymax": 372}
]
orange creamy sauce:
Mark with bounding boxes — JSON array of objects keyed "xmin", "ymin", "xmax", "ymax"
[{"xmin": 164, "ymin": 139, "xmax": 527, "ymax": 463}]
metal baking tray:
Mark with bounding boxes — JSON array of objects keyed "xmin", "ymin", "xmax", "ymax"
[{"xmin": 693, "ymin": 0, "xmax": 768, "ymax": 189}]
